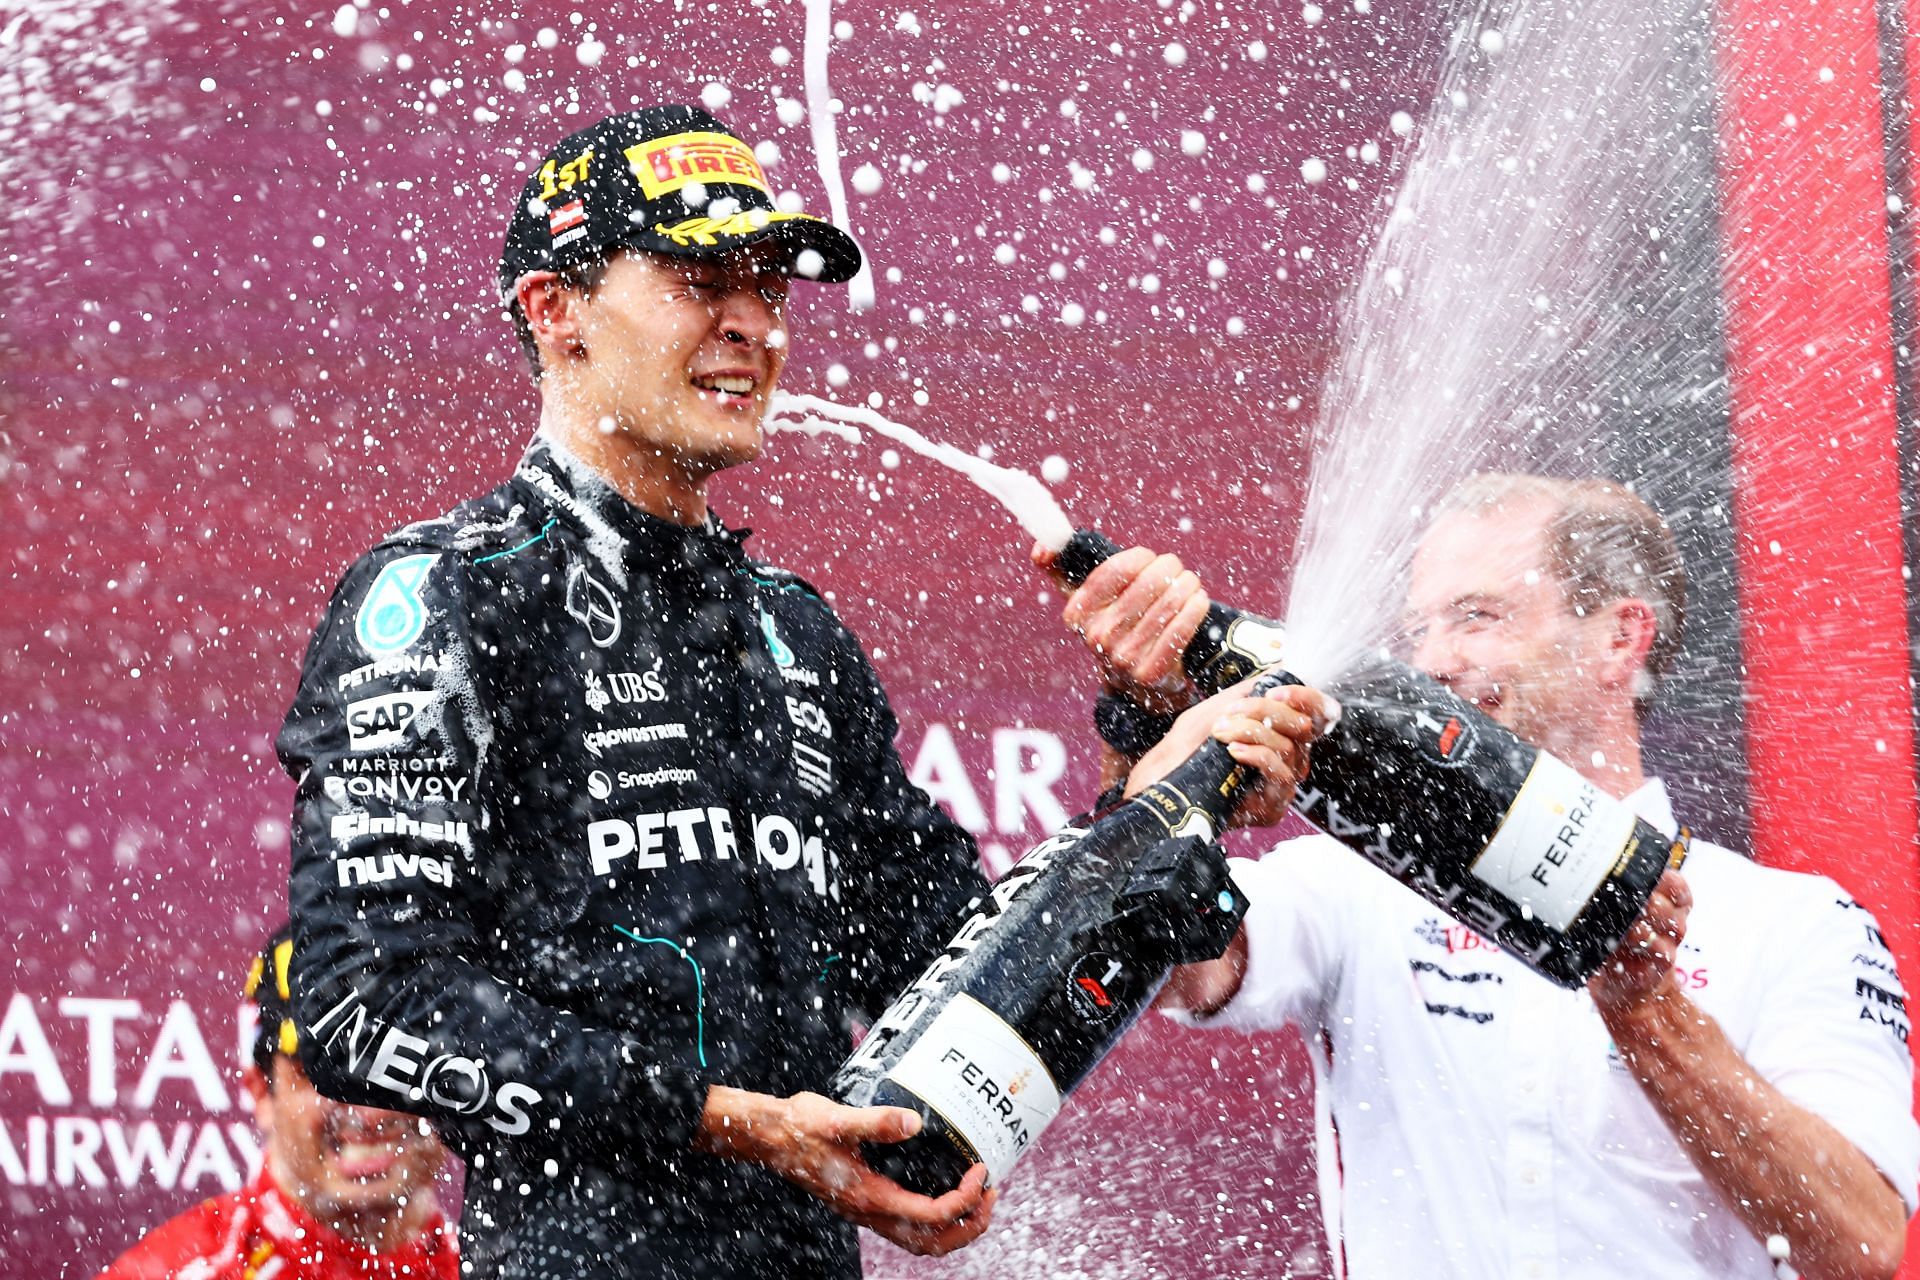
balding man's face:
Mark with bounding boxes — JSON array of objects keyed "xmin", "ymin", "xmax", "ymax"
[{"xmin": 1404, "ymin": 503, "xmax": 1612, "ymax": 754}]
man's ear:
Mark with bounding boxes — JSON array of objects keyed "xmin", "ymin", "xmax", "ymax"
[
  {"xmin": 515, "ymin": 271, "xmax": 589, "ymax": 364},
  {"xmin": 1596, "ymin": 596, "xmax": 1658, "ymax": 693},
  {"xmin": 244, "ymin": 1063, "xmax": 274, "ymax": 1134}
]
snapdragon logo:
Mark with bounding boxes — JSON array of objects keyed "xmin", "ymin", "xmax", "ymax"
[{"xmin": 308, "ymin": 990, "xmax": 540, "ymax": 1136}]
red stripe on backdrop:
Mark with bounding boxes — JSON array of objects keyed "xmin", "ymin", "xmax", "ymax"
[{"xmin": 1714, "ymin": 0, "xmax": 1920, "ymax": 1263}]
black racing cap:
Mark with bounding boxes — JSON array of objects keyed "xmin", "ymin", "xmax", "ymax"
[
  {"xmin": 245, "ymin": 923, "xmax": 299, "ymax": 1075},
  {"xmin": 498, "ymin": 105, "xmax": 864, "ymax": 302}
]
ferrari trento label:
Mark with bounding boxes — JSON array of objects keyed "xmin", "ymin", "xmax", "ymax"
[
  {"xmin": 1224, "ymin": 615, "xmax": 1287, "ymax": 664},
  {"xmin": 886, "ymin": 993, "xmax": 1063, "ymax": 1184},
  {"xmin": 1470, "ymin": 752, "xmax": 1636, "ymax": 931}
]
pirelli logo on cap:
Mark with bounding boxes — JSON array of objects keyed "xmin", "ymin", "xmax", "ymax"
[{"xmin": 626, "ymin": 131, "xmax": 770, "ymax": 199}]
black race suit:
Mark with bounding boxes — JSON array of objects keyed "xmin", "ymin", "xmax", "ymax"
[{"xmin": 278, "ymin": 439, "xmax": 988, "ymax": 1279}]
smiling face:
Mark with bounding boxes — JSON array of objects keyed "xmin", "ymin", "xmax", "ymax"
[
  {"xmin": 250, "ymin": 1056, "xmax": 444, "ymax": 1230},
  {"xmin": 572, "ymin": 247, "xmax": 791, "ymax": 481},
  {"xmin": 1405, "ymin": 500, "xmax": 1611, "ymax": 753}
]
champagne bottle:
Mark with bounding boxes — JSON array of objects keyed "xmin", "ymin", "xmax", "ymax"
[
  {"xmin": 1054, "ymin": 528, "xmax": 1685, "ymax": 989},
  {"xmin": 1055, "ymin": 529, "xmax": 1288, "ymax": 690},
  {"xmin": 830, "ymin": 693, "xmax": 1278, "ymax": 1196}
]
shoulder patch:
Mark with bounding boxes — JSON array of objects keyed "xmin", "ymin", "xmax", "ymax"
[{"xmin": 355, "ymin": 554, "xmax": 438, "ymax": 655}]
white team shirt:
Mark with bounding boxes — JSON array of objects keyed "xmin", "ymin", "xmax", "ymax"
[{"xmin": 1188, "ymin": 780, "xmax": 1918, "ymax": 1280}]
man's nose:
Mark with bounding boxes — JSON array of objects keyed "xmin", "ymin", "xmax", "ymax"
[
  {"xmin": 714, "ymin": 285, "xmax": 781, "ymax": 346},
  {"xmin": 1413, "ymin": 629, "xmax": 1462, "ymax": 681}
]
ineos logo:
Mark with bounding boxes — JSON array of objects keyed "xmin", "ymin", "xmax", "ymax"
[
  {"xmin": 565, "ymin": 565, "xmax": 622, "ymax": 648},
  {"xmin": 421, "ymin": 1054, "xmax": 492, "ymax": 1115}
]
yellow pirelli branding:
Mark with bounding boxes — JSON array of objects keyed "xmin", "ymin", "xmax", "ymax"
[
  {"xmin": 654, "ymin": 210, "xmax": 823, "ymax": 247},
  {"xmin": 627, "ymin": 131, "xmax": 770, "ymax": 199}
]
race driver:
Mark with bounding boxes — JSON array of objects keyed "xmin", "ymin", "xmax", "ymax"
[
  {"xmin": 276, "ymin": 106, "xmax": 1009, "ymax": 1277},
  {"xmin": 97, "ymin": 925, "xmax": 458, "ymax": 1279}
]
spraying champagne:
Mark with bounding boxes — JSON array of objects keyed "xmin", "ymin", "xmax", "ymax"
[
  {"xmin": 1054, "ymin": 529, "xmax": 1684, "ymax": 989},
  {"xmin": 829, "ymin": 675, "xmax": 1300, "ymax": 1197}
]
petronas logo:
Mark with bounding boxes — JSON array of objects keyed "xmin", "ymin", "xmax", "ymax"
[
  {"xmin": 356, "ymin": 555, "xmax": 437, "ymax": 655},
  {"xmin": 759, "ymin": 608, "xmax": 795, "ymax": 667}
]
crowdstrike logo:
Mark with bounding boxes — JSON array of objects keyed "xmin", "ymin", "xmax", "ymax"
[{"xmin": 582, "ymin": 721, "xmax": 689, "ymax": 759}]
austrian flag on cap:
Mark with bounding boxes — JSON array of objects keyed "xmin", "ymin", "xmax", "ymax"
[
  {"xmin": 548, "ymin": 199, "xmax": 587, "ymax": 241},
  {"xmin": 497, "ymin": 104, "xmax": 864, "ymax": 301}
]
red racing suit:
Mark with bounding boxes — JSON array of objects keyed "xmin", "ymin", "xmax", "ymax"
[{"xmin": 96, "ymin": 1168, "xmax": 458, "ymax": 1280}]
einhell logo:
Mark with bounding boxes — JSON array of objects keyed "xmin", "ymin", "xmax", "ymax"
[{"xmin": 625, "ymin": 131, "xmax": 770, "ymax": 200}]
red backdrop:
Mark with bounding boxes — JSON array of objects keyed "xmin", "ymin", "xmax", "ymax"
[{"xmin": 2, "ymin": 0, "xmax": 1914, "ymax": 1274}]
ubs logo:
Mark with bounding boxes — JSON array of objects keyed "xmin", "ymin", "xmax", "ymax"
[
  {"xmin": 565, "ymin": 565, "xmax": 622, "ymax": 648},
  {"xmin": 585, "ymin": 661, "xmax": 667, "ymax": 714}
]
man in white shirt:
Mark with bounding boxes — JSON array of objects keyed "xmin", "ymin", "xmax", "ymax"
[{"xmin": 1047, "ymin": 473, "xmax": 1917, "ymax": 1279}]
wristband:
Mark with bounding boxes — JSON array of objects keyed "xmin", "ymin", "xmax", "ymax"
[{"xmin": 1094, "ymin": 690, "xmax": 1179, "ymax": 757}]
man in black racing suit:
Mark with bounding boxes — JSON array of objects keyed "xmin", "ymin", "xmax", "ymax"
[{"xmin": 278, "ymin": 107, "xmax": 999, "ymax": 1277}]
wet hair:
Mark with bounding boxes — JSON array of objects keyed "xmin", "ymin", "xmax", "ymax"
[
  {"xmin": 1433, "ymin": 472, "xmax": 1687, "ymax": 719},
  {"xmin": 507, "ymin": 254, "xmax": 614, "ymax": 382}
]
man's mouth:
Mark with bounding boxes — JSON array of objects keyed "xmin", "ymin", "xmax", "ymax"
[
  {"xmin": 691, "ymin": 372, "xmax": 759, "ymax": 403},
  {"xmin": 325, "ymin": 1119, "xmax": 407, "ymax": 1179}
]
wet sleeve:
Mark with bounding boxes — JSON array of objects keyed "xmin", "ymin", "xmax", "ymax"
[
  {"xmin": 1165, "ymin": 834, "xmax": 1358, "ymax": 1035},
  {"xmin": 1741, "ymin": 881, "xmax": 1920, "ymax": 1213},
  {"xmin": 826, "ymin": 633, "xmax": 991, "ymax": 1018},
  {"xmin": 278, "ymin": 546, "xmax": 708, "ymax": 1167}
]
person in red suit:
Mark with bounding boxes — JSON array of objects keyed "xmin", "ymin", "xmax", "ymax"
[{"xmin": 97, "ymin": 926, "xmax": 458, "ymax": 1279}]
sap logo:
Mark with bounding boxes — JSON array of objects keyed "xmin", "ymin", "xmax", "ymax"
[
  {"xmin": 586, "ymin": 807, "xmax": 830, "ymax": 895},
  {"xmin": 785, "ymin": 695, "xmax": 832, "ymax": 740},
  {"xmin": 308, "ymin": 991, "xmax": 540, "ymax": 1136},
  {"xmin": 337, "ymin": 651, "xmax": 445, "ymax": 693},
  {"xmin": 346, "ymin": 692, "xmax": 427, "ymax": 752},
  {"xmin": 584, "ymin": 662, "xmax": 667, "ymax": 714},
  {"xmin": 330, "ymin": 811, "xmax": 470, "ymax": 847},
  {"xmin": 337, "ymin": 853, "xmax": 454, "ymax": 888}
]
